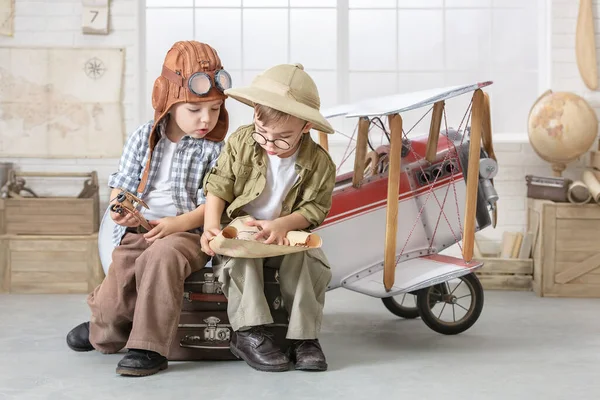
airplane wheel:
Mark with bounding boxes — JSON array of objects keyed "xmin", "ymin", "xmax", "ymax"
[
  {"xmin": 416, "ymin": 273, "xmax": 484, "ymax": 335},
  {"xmin": 381, "ymin": 294, "xmax": 419, "ymax": 319}
]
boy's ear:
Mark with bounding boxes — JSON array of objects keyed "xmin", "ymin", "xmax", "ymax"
[{"xmin": 303, "ymin": 122, "xmax": 314, "ymax": 133}]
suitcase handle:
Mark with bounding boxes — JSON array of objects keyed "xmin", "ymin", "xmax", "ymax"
[{"xmin": 184, "ymin": 292, "xmax": 227, "ymax": 303}]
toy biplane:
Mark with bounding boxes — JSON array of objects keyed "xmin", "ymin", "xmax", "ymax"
[
  {"xmin": 98, "ymin": 82, "xmax": 498, "ymax": 336},
  {"xmin": 311, "ymin": 81, "xmax": 498, "ymax": 335}
]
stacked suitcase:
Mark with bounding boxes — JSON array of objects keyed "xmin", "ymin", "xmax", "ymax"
[{"xmin": 168, "ymin": 266, "xmax": 290, "ymax": 361}]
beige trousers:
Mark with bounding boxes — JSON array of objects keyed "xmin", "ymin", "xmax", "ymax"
[
  {"xmin": 87, "ymin": 232, "xmax": 207, "ymax": 357},
  {"xmin": 213, "ymin": 248, "xmax": 332, "ymax": 340}
]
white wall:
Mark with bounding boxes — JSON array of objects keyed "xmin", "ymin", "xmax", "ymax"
[
  {"xmin": 471, "ymin": 0, "xmax": 599, "ymax": 250},
  {"xmin": 0, "ymin": 0, "xmax": 140, "ymax": 212},
  {"xmin": 0, "ymin": 0, "xmax": 597, "ymax": 250}
]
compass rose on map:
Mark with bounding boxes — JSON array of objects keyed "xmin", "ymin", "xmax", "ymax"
[{"xmin": 84, "ymin": 57, "xmax": 106, "ymax": 80}]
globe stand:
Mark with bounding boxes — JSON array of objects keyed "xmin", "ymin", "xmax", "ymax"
[{"xmin": 551, "ymin": 162, "xmax": 567, "ymax": 177}]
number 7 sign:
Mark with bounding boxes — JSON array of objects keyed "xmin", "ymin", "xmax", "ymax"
[{"xmin": 82, "ymin": 0, "xmax": 109, "ymax": 35}]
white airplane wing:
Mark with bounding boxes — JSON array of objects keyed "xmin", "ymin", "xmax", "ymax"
[
  {"xmin": 341, "ymin": 254, "xmax": 483, "ymax": 298},
  {"xmin": 322, "ymin": 81, "xmax": 492, "ymax": 119}
]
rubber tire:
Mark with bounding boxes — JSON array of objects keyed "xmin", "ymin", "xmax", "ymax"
[
  {"xmin": 416, "ymin": 273, "xmax": 484, "ymax": 335},
  {"xmin": 381, "ymin": 296, "xmax": 420, "ymax": 319}
]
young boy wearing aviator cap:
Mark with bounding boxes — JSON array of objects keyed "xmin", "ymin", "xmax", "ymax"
[
  {"xmin": 201, "ymin": 63, "xmax": 336, "ymax": 372},
  {"xmin": 66, "ymin": 41, "xmax": 232, "ymax": 377}
]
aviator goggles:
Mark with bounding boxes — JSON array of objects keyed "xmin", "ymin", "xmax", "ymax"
[{"xmin": 162, "ymin": 66, "xmax": 232, "ymax": 97}]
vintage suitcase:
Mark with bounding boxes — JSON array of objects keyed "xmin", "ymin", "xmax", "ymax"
[
  {"xmin": 168, "ymin": 266, "xmax": 290, "ymax": 361},
  {"xmin": 525, "ymin": 175, "xmax": 572, "ymax": 203}
]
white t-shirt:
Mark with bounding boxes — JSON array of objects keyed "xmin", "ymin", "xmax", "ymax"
[
  {"xmin": 243, "ymin": 149, "xmax": 299, "ymax": 221},
  {"xmin": 140, "ymin": 138, "xmax": 178, "ymax": 221}
]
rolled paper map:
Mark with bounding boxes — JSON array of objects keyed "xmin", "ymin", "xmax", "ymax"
[
  {"xmin": 210, "ymin": 215, "xmax": 322, "ymax": 258},
  {"xmin": 567, "ymin": 180, "xmax": 592, "ymax": 204},
  {"xmin": 582, "ymin": 170, "xmax": 600, "ymax": 203}
]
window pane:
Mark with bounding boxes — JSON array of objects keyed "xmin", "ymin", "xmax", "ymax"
[
  {"xmin": 147, "ymin": 0, "xmax": 192, "ymax": 7},
  {"xmin": 445, "ymin": 9, "xmax": 491, "ymax": 70},
  {"xmin": 349, "ymin": 72, "xmax": 397, "ymax": 103},
  {"xmin": 493, "ymin": 0, "xmax": 531, "ymax": 7},
  {"xmin": 243, "ymin": 10, "xmax": 289, "ymax": 69},
  {"xmin": 398, "ymin": 10, "xmax": 443, "ymax": 70},
  {"xmin": 306, "ymin": 70, "xmax": 337, "ymax": 109},
  {"xmin": 492, "ymin": 9, "xmax": 537, "ymax": 70},
  {"xmin": 350, "ymin": 0, "xmax": 395, "ymax": 8},
  {"xmin": 290, "ymin": 0, "xmax": 335, "ymax": 6},
  {"xmin": 196, "ymin": 0, "xmax": 241, "ymax": 6},
  {"xmin": 145, "ymin": 9, "xmax": 194, "ymax": 102},
  {"xmin": 291, "ymin": 9, "xmax": 336, "ymax": 70},
  {"xmin": 349, "ymin": 10, "xmax": 396, "ymax": 71},
  {"xmin": 195, "ymin": 9, "xmax": 242, "ymax": 69},
  {"xmin": 398, "ymin": 0, "xmax": 443, "ymax": 7},
  {"xmin": 487, "ymin": 73, "xmax": 538, "ymax": 135},
  {"xmin": 243, "ymin": 0, "xmax": 288, "ymax": 6},
  {"xmin": 446, "ymin": 0, "xmax": 491, "ymax": 7}
]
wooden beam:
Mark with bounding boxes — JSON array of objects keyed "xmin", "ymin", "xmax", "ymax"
[
  {"xmin": 384, "ymin": 113, "xmax": 403, "ymax": 291},
  {"xmin": 352, "ymin": 117, "xmax": 370, "ymax": 188},
  {"xmin": 425, "ymin": 101, "xmax": 444, "ymax": 163},
  {"xmin": 462, "ymin": 89, "xmax": 484, "ymax": 263},
  {"xmin": 318, "ymin": 131, "xmax": 329, "ymax": 152}
]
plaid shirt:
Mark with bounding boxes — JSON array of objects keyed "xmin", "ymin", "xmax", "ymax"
[{"xmin": 108, "ymin": 118, "xmax": 224, "ymax": 246}]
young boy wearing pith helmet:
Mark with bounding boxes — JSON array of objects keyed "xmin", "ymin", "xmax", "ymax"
[
  {"xmin": 201, "ymin": 63, "xmax": 335, "ymax": 372},
  {"xmin": 66, "ymin": 41, "xmax": 231, "ymax": 377}
]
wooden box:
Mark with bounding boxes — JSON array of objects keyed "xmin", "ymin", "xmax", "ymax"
[
  {"xmin": 0, "ymin": 234, "xmax": 105, "ymax": 294},
  {"xmin": 475, "ymin": 257, "xmax": 533, "ymax": 291},
  {"xmin": 2, "ymin": 171, "xmax": 99, "ymax": 235},
  {"xmin": 528, "ymin": 198, "xmax": 600, "ymax": 298}
]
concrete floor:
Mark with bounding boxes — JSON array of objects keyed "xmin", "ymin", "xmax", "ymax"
[{"xmin": 0, "ymin": 289, "xmax": 599, "ymax": 400}]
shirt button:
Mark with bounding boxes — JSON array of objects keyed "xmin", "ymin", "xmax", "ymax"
[
  {"xmin": 258, "ymin": 162, "xmax": 262, "ymax": 166},
  {"xmin": 255, "ymin": 192, "xmax": 259, "ymax": 196}
]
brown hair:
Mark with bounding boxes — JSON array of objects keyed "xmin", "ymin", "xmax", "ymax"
[{"xmin": 254, "ymin": 104, "xmax": 294, "ymax": 127}]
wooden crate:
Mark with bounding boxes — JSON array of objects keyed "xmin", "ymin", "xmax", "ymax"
[
  {"xmin": 0, "ymin": 233, "xmax": 105, "ymax": 294},
  {"xmin": 475, "ymin": 257, "xmax": 533, "ymax": 291},
  {"xmin": 528, "ymin": 198, "xmax": 600, "ymax": 298},
  {"xmin": 2, "ymin": 171, "xmax": 99, "ymax": 235}
]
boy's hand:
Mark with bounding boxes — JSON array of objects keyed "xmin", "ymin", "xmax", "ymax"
[
  {"xmin": 200, "ymin": 228, "xmax": 221, "ymax": 256},
  {"xmin": 144, "ymin": 216, "xmax": 186, "ymax": 243},
  {"xmin": 110, "ymin": 208, "xmax": 142, "ymax": 228},
  {"xmin": 246, "ymin": 219, "xmax": 290, "ymax": 246}
]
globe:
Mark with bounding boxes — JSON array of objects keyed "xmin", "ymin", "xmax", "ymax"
[{"xmin": 528, "ymin": 90, "xmax": 598, "ymax": 176}]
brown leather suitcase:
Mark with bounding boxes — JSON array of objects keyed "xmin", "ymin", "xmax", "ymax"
[{"xmin": 168, "ymin": 266, "xmax": 290, "ymax": 361}]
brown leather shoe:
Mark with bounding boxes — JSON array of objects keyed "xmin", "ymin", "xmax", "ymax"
[
  {"xmin": 289, "ymin": 339, "xmax": 328, "ymax": 371},
  {"xmin": 230, "ymin": 327, "xmax": 290, "ymax": 372}
]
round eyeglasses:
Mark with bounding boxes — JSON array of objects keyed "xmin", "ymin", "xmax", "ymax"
[{"xmin": 251, "ymin": 131, "xmax": 294, "ymax": 150}]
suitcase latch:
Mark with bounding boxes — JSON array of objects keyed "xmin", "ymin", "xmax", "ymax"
[{"xmin": 202, "ymin": 273, "xmax": 223, "ymax": 294}]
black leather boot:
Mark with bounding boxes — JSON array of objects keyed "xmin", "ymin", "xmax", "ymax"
[
  {"xmin": 116, "ymin": 349, "xmax": 168, "ymax": 377},
  {"xmin": 230, "ymin": 327, "xmax": 289, "ymax": 372},
  {"xmin": 66, "ymin": 322, "xmax": 94, "ymax": 352},
  {"xmin": 289, "ymin": 339, "xmax": 328, "ymax": 371}
]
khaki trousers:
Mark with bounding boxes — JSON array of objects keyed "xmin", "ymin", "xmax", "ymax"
[
  {"xmin": 87, "ymin": 232, "xmax": 207, "ymax": 357},
  {"xmin": 213, "ymin": 248, "xmax": 332, "ymax": 340}
]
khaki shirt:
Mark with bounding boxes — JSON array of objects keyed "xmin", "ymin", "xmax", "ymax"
[{"xmin": 203, "ymin": 124, "xmax": 336, "ymax": 230}]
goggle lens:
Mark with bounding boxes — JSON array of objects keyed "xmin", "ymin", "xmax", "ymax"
[{"xmin": 188, "ymin": 72, "xmax": 212, "ymax": 96}]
